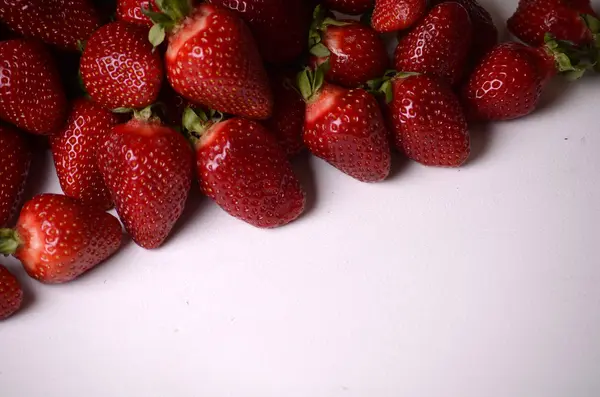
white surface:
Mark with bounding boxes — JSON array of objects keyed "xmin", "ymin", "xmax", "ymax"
[{"xmin": 2, "ymin": 1, "xmax": 600, "ymax": 396}]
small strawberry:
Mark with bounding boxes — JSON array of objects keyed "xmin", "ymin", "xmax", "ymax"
[
  {"xmin": 0, "ymin": 264, "xmax": 22, "ymax": 320},
  {"xmin": 323, "ymin": 0, "xmax": 374, "ymax": 15},
  {"xmin": 0, "ymin": 194, "xmax": 122, "ymax": 284},
  {"xmin": 298, "ymin": 66, "xmax": 391, "ymax": 182},
  {"xmin": 394, "ymin": 2, "xmax": 472, "ymax": 86},
  {"xmin": 309, "ymin": 6, "xmax": 389, "ymax": 87},
  {"xmin": 117, "ymin": 0, "xmax": 157, "ymax": 27},
  {"xmin": 0, "ymin": 39, "xmax": 67, "ymax": 135},
  {"xmin": 97, "ymin": 108, "xmax": 194, "ymax": 249},
  {"xmin": 0, "ymin": 124, "xmax": 31, "ymax": 227},
  {"xmin": 371, "ymin": 0, "xmax": 427, "ymax": 33},
  {"xmin": 147, "ymin": 2, "xmax": 273, "ymax": 120},
  {"xmin": 183, "ymin": 109, "xmax": 305, "ymax": 228},
  {"xmin": 50, "ymin": 99, "xmax": 119, "ymax": 210}
]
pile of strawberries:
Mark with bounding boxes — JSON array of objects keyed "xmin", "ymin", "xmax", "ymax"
[{"xmin": 0, "ymin": 0, "xmax": 598, "ymax": 320}]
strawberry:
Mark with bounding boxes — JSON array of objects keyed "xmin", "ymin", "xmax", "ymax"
[
  {"xmin": 323, "ymin": 0, "xmax": 374, "ymax": 15},
  {"xmin": 568, "ymin": 0, "xmax": 598, "ymax": 16},
  {"xmin": 0, "ymin": 124, "xmax": 31, "ymax": 227},
  {"xmin": 117, "ymin": 0, "xmax": 157, "ymax": 27},
  {"xmin": 97, "ymin": 109, "xmax": 194, "ymax": 249},
  {"xmin": 183, "ymin": 109, "xmax": 305, "ymax": 228},
  {"xmin": 50, "ymin": 99, "xmax": 119, "ymax": 210},
  {"xmin": 0, "ymin": 39, "xmax": 67, "ymax": 135},
  {"xmin": 80, "ymin": 21, "xmax": 163, "ymax": 110},
  {"xmin": 309, "ymin": 7, "xmax": 389, "ymax": 87},
  {"xmin": 147, "ymin": 3, "xmax": 273, "ymax": 120},
  {"xmin": 394, "ymin": 2, "xmax": 472, "ymax": 86},
  {"xmin": 0, "ymin": 0, "xmax": 101, "ymax": 51},
  {"xmin": 371, "ymin": 0, "xmax": 427, "ymax": 33},
  {"xmin": 0, "ymin": 264, "xmax": 22, "ymax": 320},
  {"xmin": 0, "ymin": 194, "xmax": 122, "ymax": 284},
  {"xmin": 298, "ymin": 66, "xmax": 391, "ymax": 182}
]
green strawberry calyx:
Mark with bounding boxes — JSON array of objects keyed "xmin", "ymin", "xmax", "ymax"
[
  {"xmin": 543, "ymin": 34, "xmax": 593, "ymax": 79},
  {"xmin": 582, "ymin": 14, "xmax": 600, "ymax": 72},
  {"xmin": 182, "ymin": 107, "xmax": 224, "ymax": 145},
  {"xmin": 367, "ymin": 70, "xmax": 419, "ymax": 104},
  {"xmin": 143, "ymin": 0, "xmax": 193, "ymax": 47},
  {"xmin": 308, "ymin": 5, "xmax": 351, "ymax": 59},
  {"xmin": 296, "ymin": 62, "xmax": 333, "ymax": 103},
  {"xmin": 0, "ymin": 229, "xmax": 21, "ymax": 256}
]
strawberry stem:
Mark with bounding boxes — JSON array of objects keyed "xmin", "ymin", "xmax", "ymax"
[
  {"xmin": 182, "ymin": 107, "xmax": 222, "ymax": 143},
  {"xmin": 0, "ymin": 229, "xmax": 20, "ymax": 256},
  {"xmin": 297, "ymin": 63, "xmax": 329, "ymax": 102}
]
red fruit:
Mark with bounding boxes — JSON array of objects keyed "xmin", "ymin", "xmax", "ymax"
[
  {"xmin": 0, "ymin": 40, "xmax": 67, "ymax": 135},
  {"xmin": 97, "ymin": 113, "xmax": 194, "ymax": 249},
  {"xmin": 299, "ymin": 67, "xmax": 391, "ymax": 182},
  {"xmin": 371, "ymin": 0, "xmax": 427, "ymax": 33},
  {"xmin": 117, "ymin": 0, "xmax": 157, "ymax": 27},
  {"xmin": 0, "ymin": 125, "xmax": 31, "ymax": 227},
  {"xmin": 568, "ymin": 0, "xmax": 598, "ymax": 16},
  {"xmin": 50, "ymin": 99, "xmax": 119, "ymax": 210},
  {"xmin": 323, "ymin": 0, "xmax": 374, "ymax": 15},
  {"xmin": 185, "ymin": 112, "xmax": 305, "ymax": 228},
  {"xmin": 394, "ymin": 2, "xmax": 472, "ymax": 86},
  {"xmin": 80, "ymin": 21, "xmax": 163, "ymax": 110},
  {"xmin": 0, "ymin": 0, "xmax": 101, "ymax": 51},
  {"xmin": 0, "ymin": 264, "xmax": 22, "ymax": 320},
  {"xmin": 0, "ymin": 194, "xmax": 122, "ymax": 284}
]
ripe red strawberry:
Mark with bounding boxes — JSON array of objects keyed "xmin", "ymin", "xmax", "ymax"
[
  {"xmin": 97, "ymin": 110, "xmax": 193, "ymax": 249},
  {"xmin": 309, "ymin": 8, "xmax": 389, "ymax": 87},
  {"xmin": 298, "ymin": 67, "xmax": 391, "ymax": 182},
  {"xmin": 80, "ymin": 21, "xmax": 163, "ymax": 110},
  {"xmin": 0, "ymin": 194, "xmax": 122, "ymax": 284},
  {"xmin": 394, "ymin": 2, "xmax": 472, "ymax": 86},
  {"xmin": 323, "ymin": 0, "xmax": 374, "ymax": 15},
  {"xmin": 371, "ymin": 0, "xmax": 426, "ymax": 33},
  {"xmin": 0, "ymin": 124, "xmax": 31, "ymax": 227},
  {"xmin": 50, "ymin": 99, "xmax": 119, "ymax": 210},
  {"xmin": 0, "ymin": 264, "xmax": 22, "ymax": 320},
  {"xmin": 117, "ymin": 0, "xmax": 157, "ymax": 27},
  {"xmin": 148, "ymin": 3, "xmax": 273, "ymax": 120},
  {"xmin": 0, "ymin": 40, "xmax": 67, "ymax": 135},
  {"xmin": 0, "ymin": 0, "xmax": 101, "ymax": 51}
]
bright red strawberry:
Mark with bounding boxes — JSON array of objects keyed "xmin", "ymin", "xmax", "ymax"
[
  {"xmin": 394, "ymin": 2, "xmax": 472, "ymax": 86},
  {"xmin": 323, "ymin": 0, "xmax": 374, "ymax": 15},
  {"xmin": 309, "ymin": 8, "xmax": 389, "ymax": 87},
  {"xmin": 371, "ymin": 0, "xmax": 426, "ymax": 33},
  {"xmin": 0, "ymin": 264, "xmax": 22, "ymax": 320},
  {"xmin": 183, "ymin": 110, "xmax": 305, "ymax": 228},
  {"xmin": 0, "ymin": 124, "xmax": 31, "ymax": 227},
  {"xmin": 117, "ymin": 0, "xmax": 157, "ymax": 27},
  {"xmin": 50, "ymin": 99, "xmax": 119, "ymax": 210},
  {"xmin": 80, "ymin": 21, "xmax": 163, "ymax": 110},
  {"xmin": 0, "ymin": 40, "xmax": 67, "ymax": 135},
  {"xmin": 299, "ymin": 67, "xmax": 391, "ymax": 182},
  {"xmin": 0, "ymin": 194, "xmax": 122, "ymax": 284},
  {"xmin": 97, "ymin": 110, "xmax": 193, "ymax": 249}
]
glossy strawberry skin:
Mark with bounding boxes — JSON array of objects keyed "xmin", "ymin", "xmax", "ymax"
[
  {"xmin": 0, "ymin": 125, "xmax": 31, "ymax": 227},
  {"xmin": 195, "ymin": 118, "xmax": 305, "ymax": 228},
  {"xmin": 166, "ymin": 4, "xmax": 273, "ymax": 120},
  {"xmin": 0, "ymin": 0, "xmax": 101, "ymax": 51},
  {"xmin": 13, "ymin": 194, "xmax": 122, "ymax": 284},
  {"xmin": 394, "ymin": 2, "xmax": 472, "ymax": 86},
  {"xmin": 372, "ymin": 0, "xmax": 427, "ymax": 33},
  {"xmin": 98, "ymin": 119, "xmax": 194, "ymax": 249},
  {"xmin": 323, "ymin": 0, "xmax": 374, "ymax": 15},
  {"xmin": 117, "ymin": 0, "xmax": 157, "ymax": 27},
  {"xmin": 304, "ymin": 84, "xmax": 391, "ymax": 182},
  {"xmin": 80, "ymin": 21, "xmax": 163, "ymax": 110},
  {"xmin": 0, "ymin": 40, "xmax": 67, "ymax": 135},
  {"xmin": 50, "ymin": 99, "xmax": 118, "ymax": 211},
  {"xmin": 0, "ymin": 264, "xmax": 22, "ymax": 320}
]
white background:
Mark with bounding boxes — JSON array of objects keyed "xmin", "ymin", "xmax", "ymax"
[{"xmin": 2, "ymin": 1, "xmax": 600, "ymax": 396}]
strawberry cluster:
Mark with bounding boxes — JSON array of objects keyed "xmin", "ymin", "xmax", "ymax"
[{"xmin": 0, "ymin": 0, "xmax": 598, "ymax": 320}]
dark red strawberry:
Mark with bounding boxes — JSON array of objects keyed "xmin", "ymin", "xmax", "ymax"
[
  {"xmin": 80, "ymin": 21, "xmax": 163, "ymax": 110},
  {"xmin": 148, "ymin": 3, "xmax": 273, "ymax": 120},
  {"xmin": 117, "ymin": 0, "xmax": 157, "ymax": 27},
  {"xmin": 0, "ymin": 194, "xmax": 122, "ymax": 284},
  {"xmin": 0, "ymin": 39, "xmax": 67, "ymax": 135},
  {"xmin": 394, "ymin": 2, "xmax": 472, "ymax": 86},
  {"xmin": 97, "ymin": 109, "xmax": 193, "ymax": 249},
  {"xmin": 309, "ymin": 8, "xmax": 389, "ymax": 87},
  {"xmin": 0, "ymin": 124, "xmax": 31, "ymax": 227},
  {"xmin": 50, "ymin": 99, "xmax": 119, "ymax": 210},
  {"xmin": 568, "ymin": 0, "xmax": 598, "ymax": 16},
  {"xmin": 371, "ymin": 0, "xmax": 426, "ymax": 32},
  {"xmin": 0, "ymin": 0, "xmax": 101, "ymax": 51},
  {"xmin": 298, "ymin": 66, "xmax": 391, "ymax": 182},
  {"xmin": 323, "ymin": 0, "xmax": 373, "ymax": 15},
  {"xmin": 0, "ymin": 264, "xmax": 22, "ymax": 320}
]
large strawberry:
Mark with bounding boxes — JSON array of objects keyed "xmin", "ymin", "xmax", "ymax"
[
  {"xmin": 309, "ymin": 7, "xmax": 389, "ymax": 87},
  {"xmin": 0, "ymin": 40, "xmax": 67, "ymax": 135},
  {"xmin": 147, "ymin": 2, "xmax": 273, "ymax": 120},
  {"xmin": 298, "ymin": 66, "xmax": 391, "ymax": 182},
  {"xmin": 80, "ymin": 21, "xmax": 163, "ymax": 110},
  {"xmin": 50, "ymin": 99, "xmax": 119, "ymax": 210},
  {"xmin": 371, "ymin": 0, "xmax": 426, "ymax": 33},
  {"xmin": 0, "ymin": 124, "xmax": 31, "ymax": 227},
  {"xmin": 0, "ymin": 194, "xmax": 122, "ymax": 284},
  {"xmin": 0, "ymin": 264, "xmax": 22, "ymax": 320},
  {"xmin": 323, "ymin": 0, "xmax": 373, "ymax": 15},
  {"xmin": 394, "ymin": 2, "xmax": 472, "ymax": 86},
  {"xmin": 183, "ymin": 109, "xmax": 305, "ymax": 228},
  {"xmin": 0, "ymin": 0, "xmax": 101, "ymax": 51},
  {"xmin": 97, "ymin": 108, "xmax": 194, "ymax": 249}
]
